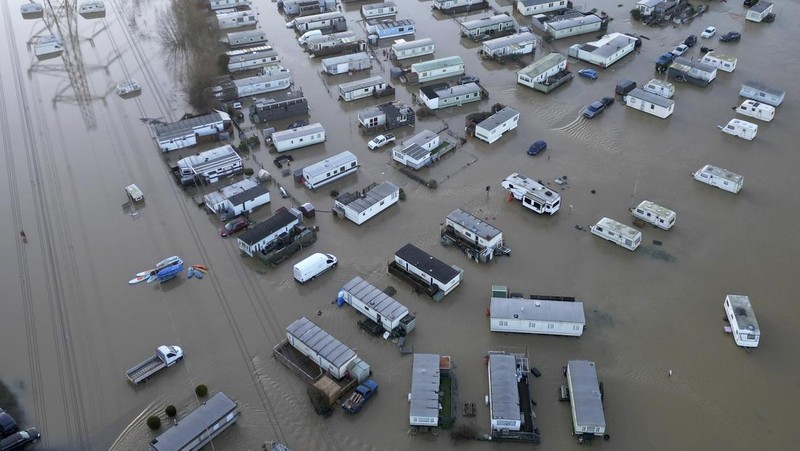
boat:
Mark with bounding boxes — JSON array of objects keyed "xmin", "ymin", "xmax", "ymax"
[
  {"xmin": 188, "ymin": 267, "xmax": 195, "ymax": 279},
  {"xmin": 128, "ymin": 275, "xmax": 149, "ymax": 285},
  {"xmin": 156, "ymin": 256, "xmax": 182, "ymax": 270},
  {"xmin": 146, "ymin": 274, "xmax": 158, "ymax": 284},
  {"xmin": 116, "ymin": 80, "xmax": 141, "ymax": 97},
  {"xmin": 156, "ymin": 258, "xmax": 184, "ymax": 283}
]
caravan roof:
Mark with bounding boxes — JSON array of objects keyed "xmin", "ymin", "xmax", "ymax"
[
  {"xmin": 446, "ymin": 208, "xmax": 501, "ymax": 240},
  {"xmin": 337, "ymin": 181, "xmax": 398, "ymax": 214},
  {"xmin": 342, "ymin": 276, "xmax": 408, "ymax": 321},
  {"xmin": 491, "ymin": 297, "xmax": 585, "ymax": 323},
  {"xmin": 568, "ymin": 360, "xmax": 606, "ymax": 431},
  {"xmin": 303, "ymin": 151, "xmax": 357, "ymax": 179},
  {"xmin": 286, "ymin": 316, "xmax": 356, "ymax": 369},
  {"xmin": 395, "ymin": 243, "xmax": 459, "ymax": 283},
  {"xmin": 488, "ymin": 353, "xmax": 521, "ymax": 425}
]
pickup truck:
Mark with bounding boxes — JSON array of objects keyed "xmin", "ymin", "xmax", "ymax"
[
  {"xmin": 341, "ymin": 379, "xmax": 378, "ymax": 414},
  {"xmin": 367, "ymin": 134, "xmax": 395, "ymax": 150},
  {"xmin": 126, "ymin": 345, "xmax": 183, "ymax": 384}
]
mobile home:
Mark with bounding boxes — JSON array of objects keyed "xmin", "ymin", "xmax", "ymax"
[
  {"xmin": 226, "ymin": 29, "xmax": 268, "ymax": 48},
  {"xmin": 642, "ymin": 79, "xmax": 675, "ymax": 99},
  {"xmin": 545, "ymin": 14, "xmax": 603, "ymax": 40},
  {"xmin": 566, "ymin": 361, "xmax": 606, "ymax": 437},
  {"xmin": 393, "ymin": 243, "xmax": 463, "ymax": 297},
  {"xmin": 321, "ymin": 52, "xmax": 371, "ymax": 74},
  {"xmin": 339, "ymin": 276, "xmax": 415, "ymax": 336},
  {"xmin": 746, "ymin": 1, "xmax": 773, "ymax": 22},
  {"xmin": 501, "ymin": 173, "xmax": 561, "ymax": 215},
  {"xmin": 304, "ymin": 30, "xmax": 360, "ymax": 56},
  {"xmin": 291, "ymin": 11, "xmax": 347, "ymax": 33},
  {"xmin": 474, "ymin": 106, "xmax": 519, "ymax": 144},
  {"xmin": 391, "ymin": 38, "xmax": 435, "ymax": 60},
  {"xmin": 418, "ymin": 82, "xmax": 482, "ymax": 110},
  {"xmin": 668, "ymin": 57, "xmax": 717, "ymax": 87},
  {"xmin": 237, "ymin": 209, "xmax": 302, "ymax": 256},
  {"xmin": 589, "ymin": 217, "xmax": 642, "ymax": 251},
  {"xmin": 724, "ymin": 295, "xmax": 760, "ymax": 348},
  {"xmin": 490, "ymin": 296, "xmax": 585, "ymax": 337},
  {"xmin": 409, "ymin": 354, "xmax": 440, "ymax": 427},
  {"xmin": 739, "ymin": 81, "xmax": 784, "ymax": 107},
  {"xmin": 442, "ymin": 208, "xmax": 508, "ymax": 262},
  {"xmin": 517, "ymin": 0, "xmax": 568, "ymax": 16},
  {"xmin": 226, "ymin": 46, "xmax": 281, "ymax": 73},
  {"xmin": 719, "ymin": 118, "xmax": 758, "ymax": 141},
  {"xmin": 392, "ymin": 129, "xmax": 439, "ymax": 169},
  {"xmin": 568, "ymin": 33, "xmax": 637, "ymax": 68},
  {"xmin": 480, "ymin": 32, "xmax": 536, "ymax": 59},
  {"xmin": 693, "ymin": 164, "xmax": 743, "ymax": 194},
  {"xmin": 432, "ymin": 0, "xmax": 489, "ymax": 15},
  {"xmin": 333, "ymin": 181, "xmax": 400, "ymax": 225},
  {"xmin": 271, "ymin": 122, "xmax": 326, "ymax": 152},
  {"xmin": 302, "ymin": 151, "xmax": 359, "ymax": 189},
  {"xmin": 460, "ymin": 14, "xmax": 516, "ymax": 41},
  {"xmin": 516, "ymin": 53, "xmax": 570, "ymax": 93},
  {"xmin": 209, "ymin": 0, "xmax": 250, "ymax": 11},
  {"xmin": 357, "ymin": 100, "xmax": 416, "ymax": 134},
  {"xmin": 410, "ymin": 56, "xmax": 465, "ymax": 83},
  {"xmin": 338, "ymin": 76, "xmax": 393, "ymax": 102},
  {"xmin": 631, "ymin": 200, "xmax": 676, "ymax": 230},
  {"xmin": 153, "ymin": 111, "xmax": 232, "ymax": 152},
  {"xmin": 204, "ymin": 177, "xmax": 270, "ymax": 221},
  {"xmin": 488, "ymin": 353, "xmax": 522, "ymax": 432},
  {"xmin": 361, "ymin": 2, "xmax": 398, "ymax": 20},
  {"xmin": 735, "ymin": 100, "xmax": 775, "ymax": 122},
  {"xmin": 699, "ymin": 52, "xmax": 737, "ymax": 73},
  {"xmin": 286, "ymin": 316, "xmax": 359, "ymax": 380},
  {"xmin": 366, "ymin": 19, "xmax": 416, "ymax": 41},
  {"xmin": 280, "ymin": 0, "xmax": 336, "ymax": 16},
  {"xmin": 149, "ymin": 392, "xmax": 239, "ymax": 451},
  {"xmin": 215, "ymin": 10, "xmax": 258, "ymax": 30},
  {"xmin": 212, "ymin": 70, "xmax": 294, "ymax": 102},
  {"xmin": 174, "ymin": 145, "xmax": 243, "ymax": 187},
  {"xmin": 623, "ymin": 88, "xmax": 675, "ymax": 119},
  {"xmin": 249, "ymin": 90, "xmax": 308, "ymax": 124}
]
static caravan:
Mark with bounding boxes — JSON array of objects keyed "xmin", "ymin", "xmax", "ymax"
[
  {"xmin": 271, "ymin": 122, "xmax": 326, "ymax": 152},
  {"xmin": 291, "ymin": 11, "xmax": 347, "ymax": 33},
  {"xmin": 568, "ymin": 33, "xmax": 637, "ymax": 68},
  {"xmin": 590, "ymin": 217, "xmax": 642, "ymax": 251},
  {"xmin": 668, "ymin": 57, "xmax": 716, "ymax": 87},
  {"xmin": 226, "ymin": 29, "xmax": 268, "ymax": 48},
  {"xmin": 149, "ymin": 392, "xmax": 239, "ymax": 451},
  {"xmin": 488, "ymin": 353, "xmax": 522, "ymax": 432},
  {"xmin": 517, "ymin": 0, "xmax": 568, "ymax": 16},
  {"xmin": 409, "ymin": 354, "xmax": 440, "ymax": 427},
  {"xmin": 280, "ymin": 0, "xmax": 336, "ymax": 16},
  {"xmin": 304, "ymin": 30, "xmax": 356, "ymax": 50},
  {"xmin": 321, "ymin": 52, "xmax": 371, "ymax": 75},
  {"xmin": 361, "ymin": 2, "xmax": 397, "ymax": 20},
  {"xmin": 174, "ymin": 145, "xmax": 243, "ymax": 187},
  {"xmin": 699, "ymin": 52, "xmax": 737, "ymax": 73},
  {"xmin": 739, "ymin": 81, "xmax": 784, "ymax": 107},
  {"xmin": 724, "ymin": 295, "xmax": 760, "ymax": 348},
  {"xmin": 392, "ymin": 129, "xmax": 440, "ymax": 169},
  {"xmin": 249, "ymin": 90, "xmax": 308, "ymax": 124},
  {"xmin": 719, "ymin": 118, "xmax": 758, "ymax": 141},
  {"xmin": 693, "ymin": 164, "xmax": 743, "ymax": 194},
  {"xmin": 204, "ymin": 177, "xmax": 270, "ymax": 221},
  {"xmin": 631, "ymin": 200, "xmax": 676, "ymax": 230},
  {"xmin": 391, "ymin": 38, "xmax": 435, "ymax": 60},
  {"xmin": 516, "ymin": 52, "xmax": 569, "ymax": 92},
  {"xmin": 410, "ymin": 56, "xmax": 465, "ymax": 83},
  {"xmin": 443, "ymin": 208, "xmax": 507, "ymax": 262},
  {"xmin": 209, "ymin": 0, "xmax": 251, "ymax": 11},
  {"xmin": 226, "ymin": 46, "xmax": 281, "ymax": 73},
  {"xmin": 460, "ymin": 14, "xmax": 516, "ymax": 41},
  {"xmin": 333, "ymin": 181, "xmax": 400, "ymax": 225},
  {"xmin": 154, "ymin": 111, "xmax": 232, "ymax": 152},
  {"xmin": 642, "ymin": 79, "xmax": 675, "ymax": 99},
  {"xmin": 357, "ymin": 100, "xmax": 416, "ymax": 134},
  {"xmin": 339, "ymin": 276, "xmax": 415, "ymax": 336},
  {"xmin": 302, "ymin": 151, "xmax": 359, "ymax": 189},
  {"xmin": 545, "ymin": 14, "xmax": 603, "ymax": 40},
  {"xmin": 566, "ymin": 361, "xmax": 606, "ymax": 437},
  {"xmin": 481, "ymin": 32, "xmax": 536, "ymax": 59},
  {"xmin": 636, "ymin": 0, "xmax": 660, "ymax": 16},
  {"xmin": 338, "ymin": 76, "xmax": 392, "ymax": 102},
  {"xmin": 215, "ymin": 10, "xmax": 258, "ymax": 30},
  {"xmin": 366, "ymin": 19, "xmax": 416, "ymax": 41},
  {"xmin": 418, "ymin": 82, "xmax": 482, "ymax": 110},
  {"xmin": 393, "ymin": 243, "xmax": 463, "ymax": 297},
  {"xmin": 501, "ymin": 173, "xmax": 561, "ymax": 215},
  {"xmin": 474, "ymin": 106, "xmax": 519, "ymax": 144},
  {"xmin": 285, "ymin": 316, "xmax": 359, "ymax": 380},
  {"xmin": 237, "ymin": 209, "xmax": 301, "ymax": 256},
  {"xmin": 746, "ymin": 1, "xmax": 773, "ymax": 22},
  {"xmin": 432, "ymin": 0, "xmax": 489, "ymax": 15},
  {"xmin": 490, "ymin": 297, "xmax": 586, "ymax": 337},
  {"xmin": 212, "ymin": 70, "xmax": 294, "ymax": 102},
  {"xmin": 623, "ymin": 88, "xmax": 675, "ymax": 119},
  {"xmin": 735, "ymin": 100, "xmax": 775, "ymax": 122}
]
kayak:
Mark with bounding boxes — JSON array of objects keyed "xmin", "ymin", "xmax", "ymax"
[
  {"xmin": 187, "ymin": 267, "xmax": 195, "ymax": 279},
  {"xmin": 128, "ymin": 275, "xmax": 149, "ymax": 285},
  {"xmin": 192, "ymin": 264, "xmax": 209, "ymax": 273},
  {"xmin": 146, "ymin": 273, "xmax": 158, "ymax": 284},
  {"xmin": 136, "ymin": 269, "xmax": 155, "ymax": 277},
  {"xmin": 194, "ymin": 270, "xmax": 204, "ymax": 279},
  {"xmin": 155, "ymin": 256, "xmax": 182, "ymax": 270}
]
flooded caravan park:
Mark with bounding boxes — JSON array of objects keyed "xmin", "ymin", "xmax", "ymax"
[{"xmin": 0, "ymin": 0, "xmax": 799, "ymax": 450}]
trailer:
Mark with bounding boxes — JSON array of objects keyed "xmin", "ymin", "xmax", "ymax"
[
  {"xmin": 623, "ymin": 88, "xmax": 675, "ymax": 119},
  {"xmin": 337, "ymin": 276, "xmax": 416, "ymax": 336},
  {"xmin": 410, "ymin": 56, "xmax": 465, "ymax": 83},
  {"xmin": 173, "ymin": 145, "xmax": 243, "ymax": 187},
  {"xmin": 480, "ymin": 32, "xmax": 536, "ymax": 60},
  {"xmin": 153, "ymin": 111, "xmax": 232, "ymax": 153},
  {"xmin": 735, "ymin": 100, "xmax": 775, "ymax": 122},
  {"xmin": 433, "ymin": 0, "xmax": 489, "ymax": 15},
  {"xmin": 332, "ymin": 181, "xmax": 400, "ymax": 225},
  {"xmin": 724, "ymin": 295, "xmax": 760, "ymax": 348},
  {"xmin": 209, "ymin": 0, "xmax": 250, "ymax": 11},
  {"xmin": 566, "ymin": 361, "xmax": 607, "ymax": 439},
  {"xmin": 301, "ymin": 151, "xmax": 359, "ymax": 189},
  {"xmin": 516, "ymin": 53, "xmax": 570, "ymax": 93},
  {"xmin": 490, "ymin": 286, "xmax": 584, "ymax": 336},
  {"xmin": 739, "ymin": 81, "xmax": 784, "ymax": 107},
  {"xmin": 668, "ymin": 57, "xmax": 716, "ymax": 87},
  {"xmin": 501, "ymin": 173, "xmax": 561, "ymax": 215},
  {"xmin": 699, "ymin": 51, "xmax": 737, "ymax": 73},
  {"xmin": 249, "ymin": 90, "xmax": 308, "ymax": 124},
  {"xmin": 285, "ymin": 316, "xmax": 369, "ymax": 381},
  {"xmin": 225, "ymin": 45, "xmax": 281, "ymax": 73},
  {"xmin": 215, "ymin": 10, "xmax": 258, "ymax": 30},
  {"xmin": 149, "ymin": 392, "xmax": 239, "ymax": 451},
  {"xmin": 441, "ymin": 208, "xmax": 510, "ymax": 262},
  {"xmin": 321, "ymin": 52, "xmax": 371, "ymax": 75},
  {"xmin": 212, "ymin": 70, "xmax": 294, "ymax": 102},
  {"xmin": 338, "ymin": 76, "xmax": 394, "ymax": 102},
  {"xmin": 459, "ymin": 14, "xmax": 515, "ymax": 41},
  {"xmin": 409, "ymin": 354, "xmax": 441, "ymax": 427},
  {"xmin": 719, "ymin": 118, "xmax": 758, "ymax": 141},
  {"xmin": 568, "ymin": 33, "xmax": 637, "ymax": 68},
  {"xmin": 361, "ymin": 2, "xmax": 397, "ymax": 20},
  {"xmin": 517, "ymin": 0, "xmax": 568, "ymax": 16},
  {"xmin": 225, "ymin": 29, "xmax": 268, "ymax": 48},
  {"xmin": 271, "ymin": 122, "xmax": 326, "ymax": 152},
  {"xmin": 590, "ymin": 217, "xmax": 642, "ymax": 251},
  {"xmin": 642, "ymin": 79, "xmax": 675, "ymax": 99},
  {"xmin": 366, "ymin": 19, "xmax": 416, "ymax": 42},
  {"xmin": 474, "ymin": 106, "xmax": 519, "ymax": 144},
  {"xmin": 391, "ymin": 38, "xmax": 435, "ymax": 61},
  {"xmin": 693, "ymin": 164, "xmax": 743, "ymax": 194},
  {"xmin": 291, "ymin": 11, "xmax": 347, "ymax": 33},
  {"xmin": 254, "ymin": 224, "xmax": 317, "ymax": 267},
  {"xmin": 390, "ymin": 243, "xmax": 463, "ymax": 301},
  {"xmin": 631, "ymin": 200, "xmax": 676, "ymax": 230},
  {"xmin": 418, "ymin": 82, "xmax": 482, "ymax": 110}
]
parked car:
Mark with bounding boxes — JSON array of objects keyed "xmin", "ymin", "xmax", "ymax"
[
  {"xmin": 0, "ymin": 427, "xmax": 40, "ymax": 450},
  {"xmin": 577, "ymin": 69, "xmax": 598, "ymax": 80},
  {"xmin": 656, "ymin": 52, "xmax": 675, "ymax": 66},
  {"xmin": 219, "ymin": 218, "xmax": 250, "ymax": 237},
  {"xmin": 286, "ymin": 120, "xmax": 309, "ymax": 129},
  {"xmin": 0, "ymin": 409, "xmax": 17, "ymax": 438},
  {"xmin": 232, "ymin": 101, "xmax": 242, "ymax": 110},
  {"xmin": 719, "ymin": 32, "xmax": 741, "ymax": 42},
  {"xmin": 671, "ymin": 44, "xmax": 689, "ymax": 56},
  {"xmin": 583, "ymin": 97, "xmax": 614, "ymax": 119},
  {"xmin": 457, "ymin": 75, "xmax": 480, "ymax": 85},
  {"xmin": 683, "ymin": 34, "xmax": 697, "ymax": 47},
  {"xmin": 527, "ymin": 140, "xmax": 547, "ymax": 156},
  {"xmin": 700, "ymin": 26, "xmax": 716, "ymax": 38},
  {"xmin": 367, "ymin": 133, "xmax": 396, "ymax": 150}
]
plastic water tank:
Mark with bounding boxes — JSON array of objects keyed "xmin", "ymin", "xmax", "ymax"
[{"xmin": 389, "ymin": 66, "xmax": 403, "ymax": 80}]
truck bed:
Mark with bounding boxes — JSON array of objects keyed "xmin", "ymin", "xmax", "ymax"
[
  {"xmin": 126, "ymin": 356, "xmax": 166, "ymax": 383},
  {"xmin": 342, "ymin": 393, "xmax": 365, "ymax": 412}
]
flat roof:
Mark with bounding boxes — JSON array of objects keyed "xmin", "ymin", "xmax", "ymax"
[
  {"xmin": 177, "ymin": 145, "xmax": 241, "ymax": 174},
  {"xmin": 271, "ymin": 122, "xmax": 325, "ymax": 142},
  {"xmin": 489, "ymin": 353, "xmax": 521, "ymax": 423},
  {"xmin": 750, "ymin": 1, "xmax": 773, "ymax": 13},
  {"xmin": 342, "ymin": 276, "xmax": 408, "ymax": 321},
  {"xmin": 567, "ymin": 360, "xmax": 606, "ymax": 429},
  {"xmin": 626, "ymin": 88, "xmax": 675, "ymax": 108},
  {"xmin": 410, "ymin": 354, "xmax": 441, "ymax": 421},
  {"xmin": 461, "ymin": 14, "xmax": 514, "ymax": 31},
  {"xmin": 150, "ymin": 392, "xmax": 237, "ymax": 451},
  {"xmin": 421, "ymin": 83, "xmax": 480, "ymax": 100},
  {"xmin": 338, "ymin": 76, "xmax": 386, "ymax": 93},
  {"xmin": 547, "ymin": 14, "xmax": 602, "ymax": 31},
  {"xmin": 154, "ymin": 111, "xmax": 228, "ymax": 140},
  {"xmin": 482, "ymin": 32, "xmax": 536, "ymax": 51},
  {"xmin": 228, "ymin": 182, "xmax": 269, "ymax": 206},
  {"xmin": 411, "ymin": 56, "xmax": 463, "ymax": 73},
  {"xmin": 395, "ymin": 243, "xmax": 459, "ymax": 283},
  {"xmin": 726, "ymin": 295, "xmax": 760, "ymax": 334},
  {"xmin": 303, "ymin": 151, "xmax": 357, "ymax": 179},
  {"xmin": 447, "ymin": 208, "xmax": 502, "ymax": 240},
  {"xmin": 518, "ymin": 53, "xmax": 566, "ymax": 78},
  {"xmin": 593, "ymin": 34, "xmax": 636, "ymax": 57},
  {"xmin": 491, "ymin": 297, "xmax": 585, "ymax": 323},
  {"xmin": 238, "ymin": 209, "xmax": 298, "ymax": 245},
  {"xmin": 286, "ymin": 316, "xmax": 357, "ymax": 369},
  {"xmin": 204, "ymin": 177, "xmax": 260, "ymax": 206},
  {"xmin": 392, "ymin": 38, "xmax": 434, "ymax": 52},
  {"xmin": 476, "ymin": 106, "xmax": 519, "ymax": 132},
  {"xmin": 396, "ymin": 130, "xmax": 438, "ymax": 160},
  {"xmin": 698, "ymin": 164, "xmax": 743, "ymax": 184},
  {"xmin": 338, "ymin": 181, "xmax": 398, "ymax": 214}
]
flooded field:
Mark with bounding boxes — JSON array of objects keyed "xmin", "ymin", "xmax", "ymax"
[{"xmin": 1, "ymin": 0, "xmax": 799, "ymax": 450}]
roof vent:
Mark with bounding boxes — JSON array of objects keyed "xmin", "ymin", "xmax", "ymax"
[{"xmin": 534, "ymin": 301, "xmax": 541, "ymax": 307}]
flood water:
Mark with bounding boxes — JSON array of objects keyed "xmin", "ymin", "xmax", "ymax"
[{"xmin": 1, "ymin": 0, "xmax": 799, "ymax": 450}]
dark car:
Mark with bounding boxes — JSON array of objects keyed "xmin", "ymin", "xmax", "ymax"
[
  {"xmin": 457, "ymin": 75, "xmax": 480, "ymax": 85},
  {"xmin": 0, "ymin": 427, "xmax": 40, "ymax": 451},
  {"xmin": 273, "ymin": 154, "xmax": 294, "ymax": 169},
  {"xmin": 719, "ymin": 32, "xmax": 741, "ymax": 42},
  {"xmin": 286, "ymin": 120, "xmax": 309, "ymax": 129},
  {"xmin": 583, "ymin": 97, "xmax": 614, "ymax": 119},
  {"xmin": 0, "ymin": 410, "xmax": 17, "ymax": 438},
  {"xmin": 218, "ymin": 218, "xmax": 250, "ymax": 237},
  {"xmin": 527, "ymin": 140, "xmax": 547, "ymax": 156},
  {"xmin": 683, "ymin": 34, "xmax": 697, "ymax": 47}
]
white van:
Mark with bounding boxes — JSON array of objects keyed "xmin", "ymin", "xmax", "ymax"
[
  {"xmin": 298, "ymin": 29, "xmax": 322, "ymax": 45},
  {"xmin": 293, "ymin": 253, "xmax": 337, "ymax": 283}
]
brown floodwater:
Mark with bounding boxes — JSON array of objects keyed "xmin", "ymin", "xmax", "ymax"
[{"xmin": 1, "ymin": 0, "xmax": 799, "ymax": 450}]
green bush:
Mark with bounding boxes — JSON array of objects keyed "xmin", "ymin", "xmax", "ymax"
[
  {"xmin": 147, "ymin": 416, "xmax": 162, "ymax": 430},
  {"xmin": 427, "ymin": 180, "xmax": 438, "ymax": 189},
  {"xmin": 165, "ymin": 405, "xmax": 177, "ymax": 417},
  {"xmin": 630, "ymin": 8, "xmax": 642, "ymax": 21},
  {"xmin": 398, "ymin": 188, "xmax": 406, "ymax": 201},
  {"xmin": 195, "ymin": 384, "xmax": 208, "ymax": 398},
  {"xmin": 329, "ymin": 189, "xmax": 339, "ymax": 197},
  {"xmin": 243, "ymin": 167, "xmax": 254, "ymax": 176}
]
